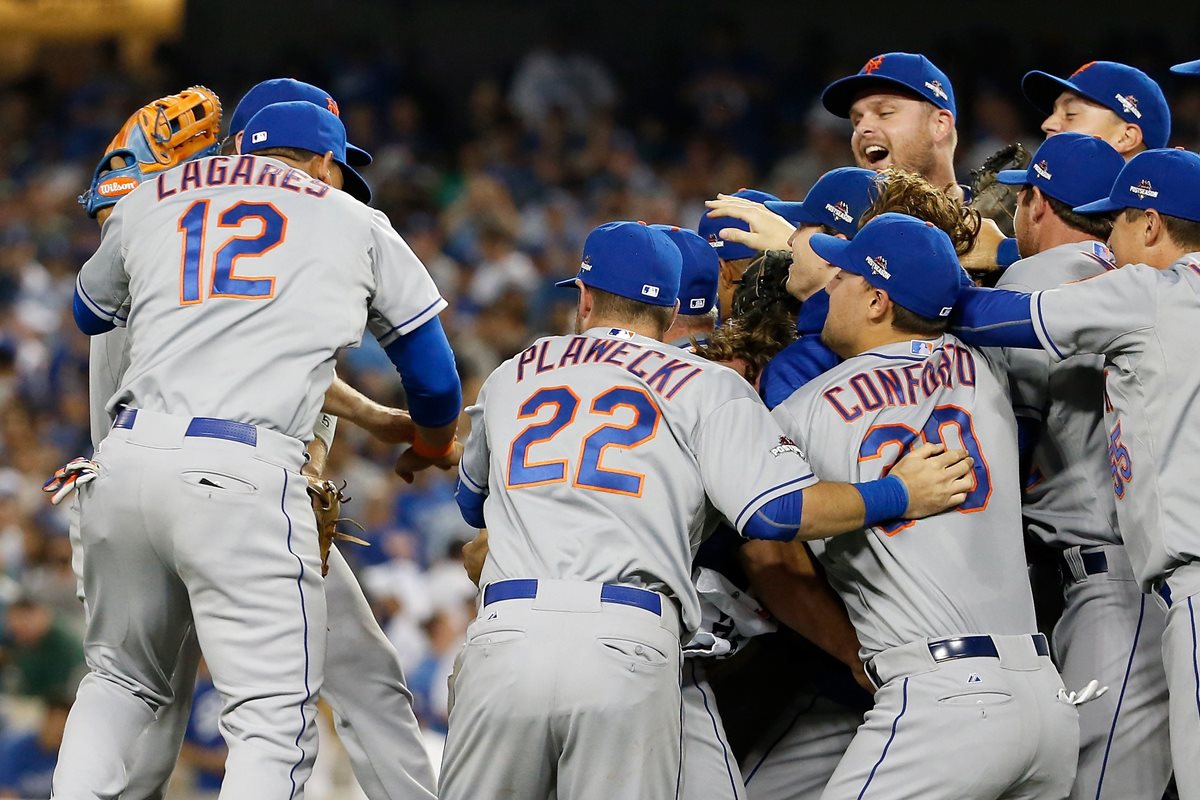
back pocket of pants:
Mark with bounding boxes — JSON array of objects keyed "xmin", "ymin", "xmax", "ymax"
[
  {"xmin": 179, "ymin": 470, "xmax": 258, "ymax": 495},
  {"xmin": 938, "ymin": 690, "xmax": 1013, "ymax": 706},
  {"xmin": 596, "ymin": 636, "xmax": 670, "ymax": 668}
]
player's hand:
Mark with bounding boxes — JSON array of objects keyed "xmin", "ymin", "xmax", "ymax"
[
  {"xmin": 1057, "ymin": 679, "xmax": 1109, "ymax": 706},
  {"xmin": 959, "ymin": 217, "xmax": 1006, "ymax": 272},
  {"xmin": 704, "ymin": 195, "xmax": 796, "ymax": 253},
  {"xmin": 394, "ymin": 440, "xmax": 463, "ymax": 484},
  {"xmin": 890, "ymin": 442, "xmax": 974, "ymax": 518},
  {"xmin": 42, "ymin": 458, "xmax": 100, "ymax": 505},
  {"xmin": 463, "ymin": 529, "xmax": 489, "ymax": 587}
]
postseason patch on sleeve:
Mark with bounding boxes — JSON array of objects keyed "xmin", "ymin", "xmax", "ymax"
[{"xmin": 770, "ymin": 435, "xmax": 805, "ymax": 459}]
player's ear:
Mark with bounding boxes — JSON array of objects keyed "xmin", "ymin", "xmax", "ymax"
[
  {"xmin": 665, "ymin": 300, "xmax": 680, "ymax": 337},
  {"xmin": 578, "ymin": 283, "xmax": 593, "ymax": 319},
  {"xmin": 930, "ymin": 108, "xmax": 954, "ymax": 144},
  {"xmin": 1115, "ymin": 123, "xmax": 1143, "ymax": 157},
  {"xmin": 1143, "ymin": 209, "xmax": 1164, "ymax": 248},
  {"xmin": 1029, "ymin": 187, "xmax": 1048, "ymax": 223},
  {"xmin": 234, "ymin": 130, "xmax": 244, "ymax": 155},
  {"xmin": 868, "ymin": 286, "xmax": 890, "ymax": 323}
]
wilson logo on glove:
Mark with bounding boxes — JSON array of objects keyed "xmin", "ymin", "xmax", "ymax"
[{"xmin": 97, "ymin": 176, "xmax": 140, "ymax": 197}]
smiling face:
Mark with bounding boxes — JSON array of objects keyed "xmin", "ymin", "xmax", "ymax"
[{"xmin": 849, "ymin": 92, "xmax": 940, "ymax": 175}]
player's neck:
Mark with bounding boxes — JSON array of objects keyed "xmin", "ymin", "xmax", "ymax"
[
  {"xmin": 1034, "ymin": 219, "xmax": 1102, "ymax": 254},
  {"xmin": 583, "ymin": 314, "xmax": 666, "ymax": 342},
  {"xmin": 662, "ymin": 319, "xmax": 713, "ymax": 345},
  {"xmin": 851, "ymin": 325, "xmax": 938, "ymax": 357}
]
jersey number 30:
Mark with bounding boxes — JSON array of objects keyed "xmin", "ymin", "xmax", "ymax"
[
  {"xmin": 858, "ymin": 404, "xmax": 991, "ymax": 535},
  {"xmin": 177, "ymin": 200, "xmax": 285, "ymax": 305},
  {"xmin": 506, "ymin": 385, "xmax": 660, "ymax": 496}
]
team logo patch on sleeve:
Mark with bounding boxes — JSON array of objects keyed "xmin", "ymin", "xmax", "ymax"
[{"xmin": 770, "ymin": 435, "xmax": 805, "ymax": 459}]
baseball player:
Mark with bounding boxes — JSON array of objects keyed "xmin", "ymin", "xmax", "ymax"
[
  {"xmin": 966, "ymin": 60, "xmax": 1169, "ymax": 274},
  {"xmin": 654, "ymin": 224, "xmax": 720, "ymax": 350},
  {"xmin": 993, "ymin": 132, "xmax": 1170, "ymax": 799},
  {"xmin": 442, "ymin": 220, "xmax": 974, "ymax": 799},
  {"xmin": 953, "ymin": 147, "xmax": 1200, "ymax": 796},
  {"xmin": 54, "ymin": 102, "xmax": 460, "ymax": 797},
  {"xmin": 697, "ymin": 188, "xmax": 780, "ymax": 318},
  {"xmin": 821, "ymin": 53, "xmax": 961, "ymax": 198},
  {"xmin": 775, "ymin": 212, "xmax": 1079, "ymax": 799},
  {"xmin": 53, "ymin": 79, "xmax": 441, "ymax": 800}
]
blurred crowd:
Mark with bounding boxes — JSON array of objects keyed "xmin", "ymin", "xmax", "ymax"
[{"xmin": 1, "ymin": 28, "xmax": 1199, "ymax": 797}]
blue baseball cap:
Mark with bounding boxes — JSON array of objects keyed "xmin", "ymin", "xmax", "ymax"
[
  {"xmin": 764, "ymin": 167, "xmax": 877, "ymax": 238},
  {"xmin": 242, "ymin": 101, "xmax": 372, "ymax": 204},
  {"xmin": 1022, "ymin": 62, "xmax": 1171, "ymax": 149},
  {"xmin": 822, "ymin": 53, "xmax": 956, "ymax": 118},
  {"xmin": 697, "ymin": 188, "xmax": 780, "ymax": 261},
  {"xmin": 810, "ymin": 212, "xmax": 961, "ymax": 319},
  {"xmin": 554, "ymin": 221, "xmax": 682, "ymax": 307},
  {"xmin": 1171, "ymin": 59, "xmax": 1200, "ymax": 75},
  {"xmin": 649, "ymin": 225, "xmax": 718, "ymax": 315},
  {"xmin": 996, "ymin": 132, "xmax": 1124, "ymax": 208},
  {"xmin": 230, "ymin": 78, "xmax": 372, "ymax": 167},
  {"xmin": 1074, "ymin": 148, "xmax": 1200, "ymax": 222}
]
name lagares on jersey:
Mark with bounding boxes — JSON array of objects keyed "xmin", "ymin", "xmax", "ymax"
[{"xmin": 156, "ymin": 155, "xmax": 331, "ymax": 202}]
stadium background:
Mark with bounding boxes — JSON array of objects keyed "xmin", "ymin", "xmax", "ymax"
[{"xmin": 0, "ymin": 0, "xmax": 1199, "ymax": 795}]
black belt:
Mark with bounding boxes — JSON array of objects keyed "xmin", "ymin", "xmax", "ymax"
[{"xmin": 1062, "ymin": 549, "xmax": 1109, "ymax": 578}]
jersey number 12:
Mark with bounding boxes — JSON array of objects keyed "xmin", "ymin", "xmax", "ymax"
[{"xmin": 177, "ymin": 200, "xmax": 286, "ymax": 305}]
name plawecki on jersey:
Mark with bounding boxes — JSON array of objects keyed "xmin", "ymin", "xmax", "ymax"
[
  {"xmin": 772, "ymin": 335, "xmax": 1038, "ymax": 658},
  {"xmin": 459, "ymin": 327, "xmax": 818, "ymax": 635}
]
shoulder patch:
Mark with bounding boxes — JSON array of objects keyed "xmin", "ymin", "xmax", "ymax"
[{"xmin": 770, "ymin": 435, "xmax": 805, "ymax": 459}]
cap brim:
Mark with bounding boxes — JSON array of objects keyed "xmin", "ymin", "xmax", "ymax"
[
  {"xmin": 1022, "ymin": 71, "xmax": 1083, "ymax": 115},
  {"xmin": 1172, "ymin": 59, "xmax": 1200, "ymax": 75},
  {"xmin": 764, "ymin": 200, "xmax": 819, "ymax": 227},
  {"xmin": 346, "ymin": 143, "xmax": 372, "ymax": 167},
  {"xmin": 1073, "ymin": 197, "xmax": 1124, "ymax": 215},
  {"xmin": 995, "ymin": 169, "xmax": 1030, "ymax": 186},
  {"xmin": 808, "ymin": 233, "xmax": 861, "ymax": 275},
  {"xmin": 555, "ymin": 277, "xmax": 581, "ymax": 290},
  {"xmin": 821, "ymin": 75, "xmax": 927, "ymax": 118},
  {"xmin": 338, "ymin": 162, "xmax": 372, "ymax": 204}
]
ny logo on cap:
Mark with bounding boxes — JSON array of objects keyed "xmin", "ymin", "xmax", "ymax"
[
  {"xmin": 580, "ymin": 255, "xmax": 592, "ymax": 271},
  {"xmin": 326, "ymin": 96, "xmax": 340, "ymax": 116},
  {"xmin": 1033, "ymin": 160, "xmax": 1052, "ymax": 181},
  {"xmin": 642, "ymin": 284, "xmax": 660, "ymax": 298},
  {"xmin": 1114, "ymin": 93, "xmax": 1142, "ymax": 119},
  {"xmin": 1130, "ymin": 179, "xmax": 1158, "ymax": 199},
  {"xmin": 825, "ymin": 201, "xmax": 853, "ymax": 224},
  {"xmin": 862, "ymin": 55, "xmax": 885, "ymax": 74},
  {"xmin": 865, "ymin": 255, "xmax": 891, "ymax": 279},
  {"xmin": 689, "ymin": 297, "xmax": 705, "ymax": 309},
  {"xmin": 924, "ymin": 80, "xmax": 949, "ymax": 102},
  {"xmin": 251, "ymin": 131, "xmax": 268, "ymax": 144},
  {"xmin": 1071, "ymin": 61, "xmax": 1097, "ymax": 78}
]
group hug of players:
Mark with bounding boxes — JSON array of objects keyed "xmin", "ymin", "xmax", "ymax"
[{"xmin": 45, "ymin": 49, "xmax": 1200, "ymax": 800}]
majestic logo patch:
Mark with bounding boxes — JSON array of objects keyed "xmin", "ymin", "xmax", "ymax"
[
  {"xmin": 967, "ymin": 673, "xmax": 982, "ymax": 684},
  {"xmin": 689, "ymin": 297, "xmax": 706, "ymax": 309},
  {"xmin": 865, "ymin": 255, "xmax": 890, "ymax": 279},
  {"xmin": 1033, "ymin": 160, "xmax": 1052, "ymax": 181},
  {"xmin": 862, "ymin": 56, "xmax": 885, "ymax": 74},
  {"xmin": 97, "ymin": 176, "xmax": 140, "ymax": 197},
  {"xmin": 580, "ymin": 255, "xmax": 592, "ymax": 271},
  {"xmin": 641, "ymin": 284, "xmax": 661, "ymax": 298},
  {"xmin": 770, "ymin": 435, "xmax": 804, "ymax": 459},
  {"xmin": 825, "ymin": 200, "xmax": 853, "ymax": 224},
  {"xmin": 251, "ymin": 131, "xmax": 268, "ymax": 144},
  {"xmin": 1130, "ymin": 179, "xmax": 1158, "ymax": 199},
  {"xmin": 910, "ymin": 340, "xmax": 933, "ymax": 357},
  {"xmin": 924, "ymin": 80, "xmax": 949, "ymax": 102},
  {"xmin": 1114, "ymin": 93, "xmax": 1142, "ymax": 119}
]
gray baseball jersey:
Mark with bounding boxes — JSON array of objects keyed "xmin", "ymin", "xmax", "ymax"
[
  {"xmin": 772, "ymin": 335, "xmax": 1037, "ymax": 657},
  {"xmin": 996, "ymin": 241, "xmax": 1120, "ymax": 548},
  {"xmin": 1029, "ymin": 255, "xmax": 1200, "ymax": 589},
  {"xmin": 75, "ymin": 154, "xmax": 445, "ymax": 440},
  {"xmin": 459, "ymin": 326, "xmax": 816, "ymax": 635}
]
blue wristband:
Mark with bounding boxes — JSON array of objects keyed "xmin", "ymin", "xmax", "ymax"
[{"xmin": 854, "ymin": 475, "xmax": 909, "ymax": 527}]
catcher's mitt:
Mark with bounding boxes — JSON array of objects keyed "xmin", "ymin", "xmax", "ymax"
[
  {"xmin": 80, "ymin": 86, "xmax": 222, "ymax": 218},
  {"xmin": 730, "ymin": 249, "xmax": 800, "ymax": 320},
  {"xmin": 306, "ymin": 477, "xmax": 369, "ymax": 578},
  {"xmin": 968, "ymin": 142, "xmax": 1030, "ymax": 238}
]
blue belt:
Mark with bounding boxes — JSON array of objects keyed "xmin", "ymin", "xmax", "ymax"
[
  {"xmin": 927, "ymin": 633, "xmax": 1049, "ymax": 663},
  {"xmin": 1062, "ymin": 549, "xmax": 1108, "ymax": 577},
  {"xmin": 482, "ymin": 578, "xmax": 663, "ymax": 616},
  {"xmin": 113, "ymin": 408, "xmax": 258, "ymax": 447}
]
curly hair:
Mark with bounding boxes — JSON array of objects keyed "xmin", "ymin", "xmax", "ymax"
[{"xmin": 862, "ymin": 168, "xmax": 982, "ymax": 256}]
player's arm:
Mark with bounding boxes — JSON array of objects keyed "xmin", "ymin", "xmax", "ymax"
[
  {"xmin": 739, "ymin": 539, "xmax": 868, "ymax": 686},
  {"xmin": 73, "ymin": 204, "xmax": 131, "ymax": 336},
  {"xmin": 322, "ymin": 375, "xmax": 415, "ymax": 444},
  {"xmin": 365, "ymin": 209, "xmax": 463, "ymax": 479},
  {"xmin": 454, "ymin": 379, "xmax": 492, "ymax": 529}
]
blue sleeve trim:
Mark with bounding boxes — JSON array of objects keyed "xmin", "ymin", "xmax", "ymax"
[
  {"xmin": 73, "ymin": 289, "xmax": 115, "ymax": 335},
  {"xmin": 377, "ymin": 298, "xmax": 445, "ymax": 343},
  {"xmin": 459, "ymin": 465, "xmax": 486, "ymax": 494},
  {"xmin": 742, "ymin": 488, "xmax": 804, "ymax": 541},
  {"xmin": 997, "ymin": 237, "xmax": 1020, "ymax": 269},
  {"xmin": 455, "ymin": 477, "xmax": 486, "ymax": 528},
  {"xmin": 734, "ymin": 473, "xmax": 815, "ymax": 530},
  {"xmin": 1034, "ymin": 292, "xmax": 1065, "ymax": 360},
  {"xmin": 951, "ymin": 287, "xmax": 1040, "ymax": 349},
  {"xmin": 383, "ymin": 317, "xmax": 463, "ymax": 428}
]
